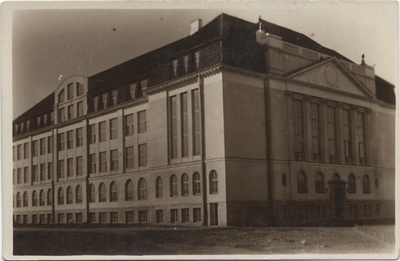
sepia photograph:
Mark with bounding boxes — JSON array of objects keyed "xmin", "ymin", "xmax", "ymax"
[{"xmin": 2, "ymin": 1, "xmax": 398, "ymax": 259}]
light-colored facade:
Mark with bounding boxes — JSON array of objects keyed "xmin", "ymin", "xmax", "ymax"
[{"xmin": 13, "ymin": 14, "xmax": 395, "ymax": 226}]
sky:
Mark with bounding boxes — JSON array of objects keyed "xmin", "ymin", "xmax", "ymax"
[{"xmin": 9, "ymin": 2, "xmax": 399, "ymax": 119}]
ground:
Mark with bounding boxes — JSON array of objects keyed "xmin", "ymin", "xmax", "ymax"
[{"xmin": 13, "ymin": 225, "xmax": 396, "ymax": 257}]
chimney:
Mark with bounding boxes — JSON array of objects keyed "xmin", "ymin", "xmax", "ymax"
[{"xmin": 190, "ymin": 19, "xmax": 202, "ymax": 35}]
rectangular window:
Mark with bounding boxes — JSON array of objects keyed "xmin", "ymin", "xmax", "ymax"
[
  {"xmin": 182, "ymin": 208, "xmax": 189, "ymax": 223},
  {"xmin": 99, "ymin": 212, "xmax": 107, "ymax": 223},
  {"xmin": 181, "ymin": 93, "xmax": 189, "ymax": 157},
  {"xmin": 99, "ymin": 121, "xmax": 106, "ymax": 142},
  {"xmin": 192, "ymin": 89, "xmax": 201, "ymax": 155},
  {"xmin": 138, "ymin": 211, "xmax": 148, "ymax": 223},
  {"xmin": 89, "ymin": 154, "xmax": 96, "ymax": 174},
  {"xmin": 294, "ymin": 100, "xmax": 305, "ymax": 160},
  {"xmin": 170, "ymin": 96, "xmax": 178, "ymax": 159},
  {"xmin": 125, "ymin": 114, "xmax": 134, "ymax": 136},
  {"xmin": 110, "ymin": 118, "xmax": 118, "ymax": 140},
  {"xmin": 193, "ymin": 208, "xmax": 201, "ymax": 223},
  {"xmin": 47, "ymin": 162, "xmax": 53, "ymax": 180},
  {"xmin": 89, "ymin": 124, "xmax": 96, "ymax": 144},
  {"xmin": 77, "ymin": 82, "xmax": 84, "ymax": 96},
  {"xmin": 59, "ymin": 108, "xmax": 65, "ymax": 122},
  {"xmin": 67, "ymin": 158, "xmax": 73, "ymax": 177},
  {"xmin": 58, "ymin": 133, "xmax": 65, "ymax": 151},
  {"xmin": 39, "ymin": 138, "xmax": 45, "ymax": 155},
  {"xmin": 125, "ymin": 211, "xmax": 134, "ymax": 223},
  {"xmin": 40, "ymin": 214, "xmax": 45, "ymax": 224},
  {"xmin": 99, "ymin": 152, "xmax": 107, "ymax": 172},
  {"xmin": 17, "ymin": 168, "xmax": 22, "ymax": 184},
  {"xmin": 125, "ymin": 146, "xmax": 134, "ymax": 169},
  {"xmin": 311, "ymin": 103, "xmax": 321, "ymax": 162},
  {"xmin": 138, "ymin": 144, "xmax": 147, "ymax": 167},
  {"xmin": 67, "ymin": 130, "xmax": 74, "ymax": 149},
  {"xmin": 327, "ymin": 106, "xmax": 338, "ymax": 163},
  {"xmin": 40, "ymin": 163, "xmax": 46, "ymax": 181},
  {"xmin": 47, "ymin": 137, "xmax": 53, "ymax": 153},
  {"xmin": 110, "ymin": 150, "xmax": 118, "ymax": 171},
  {"xmin": 17, "ymin": 144, "xmax": 22, "ymax": 160},
  {"xmin": 33, "ymin": 165, "xmax": 39, "ymax": 182},
  {"xmin": 24, "ymin": 142, "xmax": 29, "ymax": 158},
  {"xmin": 58, "ymin": 160, "xmax": 64, "ymax": 178},
  {"xmin": 170, "ymin": 209, "xmax": 178, "ymax": 223},
  {"xmin": 67, "ymin": 105, "xmax": 74, "ymax": 120},
  {"xmin": 67, "ymin": 83, "xmax": 74, "ymax": 99},
  {"xmin": 110, "ymin": 212, "xmax": 119, "ymax": 223},
  {"xmin": 138, "ymin": 110, "xmax": 147, "ymax": 133},
  {"xmin": 33, "ymin": 140, "xmax": 38, "ymax": 157},
  {"xmin": 357, "ymin": 112, "xmax": 367, "ymax": 165},
  {"xmin": 343, "ymin": 109, "xmax": 353, "ymax": 164},
  {"xmin": 47, "ymin": 214, "xmax": 53, "ymax": 223},
  {"xmin": 77, "ymin": 101, "xmax": 83, "ymax": 117},
  {"xmin": 88, "ymin": 212, "xmax": 96, "ymax": 223},
  {"xmin": 32, "ymin": 215, "xmax": 38, "ymax": 224},
  {"xmin": 76, "ymin": 213, "xmax": 83, "ymax": 223},
  {"xmin": 76, "ymin": 128, "xmax": 83, "ymax": 147},
  {"xmin": 24, "ymin": 167, "xmax": 29, "ymax": 183},
  {"xmin": 76, "ymin": 156, "xmax": 83, "ymax": 176},
  {"xmin": 156, "ymin": 210, "xmax": 163, "ymax": 223},
  {"xmin": 13, "ymin": 146, "xmax": 16, "ymax": 161}
]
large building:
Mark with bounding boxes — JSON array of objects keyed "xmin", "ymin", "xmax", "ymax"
[{"xmin": 12, "ymin": 14, "xmax": 395, "ymax": 226}]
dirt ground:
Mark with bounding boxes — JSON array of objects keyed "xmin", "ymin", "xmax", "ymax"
[{"xmin": 13, "ymin": 225, "xmax": 396, "ymax": 257}]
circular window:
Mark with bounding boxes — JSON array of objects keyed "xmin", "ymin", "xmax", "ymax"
[
  {"xmin": 375, "ymin": 178, "xmax": 379, "ymax": 188},
  {"xmin": 282, "ymin": 174, "xmax": 287, "ymax": 186}
]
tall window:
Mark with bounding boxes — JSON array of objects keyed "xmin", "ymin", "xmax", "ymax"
[
  {"xmin": 357, "ymin": 112, "xmax": 367, "ymax": 165},
  {"xmin": 58, "ymin": 159, "xmax": 64, "ymax": 178},
  {"xmin": 362, "ymin": 175, "xmax": 370, "ymax": 194},
  {"xmin": 170, "ymin": 96, "xmax": 178, "ymax": 159},
  {"xmin": 125, "ymin": 146, "xmax": 134, "ymax": 169},
  {"xmin": 58, "ymin": 89, "xmax": 65, "ymax": 103},
  {"xmin": 33, "ymin": 140, "xmax": 38, "ymax": 156},
  {"xmin": 89, "ymin": 124, "xmax": 96, "ymax": 144},
  {"xmin": 47, "ymin": 163, "xmax": 53, "ymax": 180},
  {"xmin": 138, "ymin": 178, "xmax": 147, "ymax": 200},
  {"xmin": 327, "ymin": 106, "xmax": 338, "ymax": 163},
  {"xmin": 110, "ymin": 150, "xmax": 118, "ymax": 171},
  {"xmin": 76, "ymin": 156, "xmax": 83, "ymax": 176},
  {"xmin": 99, "ymin": 121, "xmax": 106, "ymax": 142},
  {"xmin": 77, "ymin": 82, "xmax": 84, "ymax": 96},
  {"xmin": 125, "ymin": 114, "xmax": 134, "ymax": 136},
  {"xmin": 181, "ymin": 173, "xmax": 189, "ymax": 196},
  {"xmin": 58, "ymin": 188, "xmax": 64, "ymax": 205},
  {"xmin": 32, "ymin": 191, "xmax": 37, "ymax": 206},
  {"xmin": 170, "ymin": 209, "xmax": 178, "ymax": 223},
  {"xmin": 89, "ymin": 184, "xmax": 95, "ymax": 203},
  {"xmin": 89, "ymin": 154, "xmax": 96, "ymax": 174},
  {"xmin": 17, "ymin": 168, "xmax": 22, "ymax": 184},
  {"xmin": 193, "ymin": 172, "xmax": 201, "ymax": 195},
  {"xmin": 66, "ymin": 186, "xmax": 73, "ymax": 204},
  {"xmin": 47, "ymin": 189, "xmax": 52, "ymax": 205},
  {"xmin": 125, "ymin": 180, "xmax": 133, "ymax": 201},
  {"xmin": 47, "ymin": 137, "xmax": 52, "ymax": 153},
  {"xmin": 33, "ymin": 165, "xmax": 39, "ymax": 182},
  {"xmin": 16, "ymin": 144, "xmax": 21, "ymax": 160},
  {"xmin": 77, "ymin": 102, "xmax": 84, "ymax": 117},
  {"xmin": 293, "ymin": 100, "xmax": 305, "ymax": 160},
  {"xmin": 311, "ymin": 103, "xmax": 321, "ymax": 161},
  {"xmin": 40, "ymin": 164, "xmax": 45, "ymax": 181},
  {"xmin": 138, "ymin": 110, "xmax": 147, "ymax": 133},
  {"xmin": 16, "ymin": 192, "xmax": 21, "ymax": 207},
  {"xmin": 181, "ymin": 93, "xmax": 189, "ymax": 157},
  {"xmin": 99, "ymin": 183, "xmax": 106, "ymax": 202},
  {"xmin": 67, "ymin": 83, "xmax": 74, "ymax": 99},
  {"xmin": 67, "ymin": 105, "xmax": 74, "ymax": 120},
  {"xmin": 192, "ymin": 89, "xmax": 201, "ymax": 155},
  {"xmin": 67, "ymin": 131, "xmax": 74, "ymax": 149},
  {"xmin": 110, "ymin": 182, "xmax": 118, "ymax": 202},
  {"xmin": 59, "ymin": 108, "xmax": 65, "ymax": 122},
  {"xmin": 99, "ymin": 151, "xmax": 107, "ymax": 172},
  {"xmin": 156, "ymin": 177, "xmax": 163, "ymax": 198},
  {"xmin": 139, "ymin": 144, "xmax": 147, "ymax": 167},
  {"xmin": 76, "ymin": 185, "xmax": 82, "ymax": 204},
  {"xmin": 210, "ymin": 170, "xmax": 218, "ymax": 194},
  {"xmin": 297, "ymin": 171, "xmax": 308, "ymax": 193},
  {"xmin": 24, "ymin": 167, "xmax": 29, "ymax": 183},
  {"xmin": 182, "ymin": 208, "xmax": 189, "ymax": 223},
  {"xmin": 23, "ymin": 191, "xmax": 28, "ymax": 207},
  {"xmin": 39, "ymin": 139, "xmax": 45, "ymax": 155},
  {"xmin": 348, "ymin": 174, "xmax": 356, "ymax": 193},
  {"xmin": 24, "ymin": 142, "xmax": 29, "ymax": 158},
  {"xmin": 58, "ymin": 133, "xmax": 65, "ymax": 151},
  {"xmin": 343, "ymin": 109, "xmax": 353, "ymax": 164},
  {"xmin": 315, "ymin": 172, "xmax": 325, "ymax": 193},
  {"xmin": 76, "ymin": 128, "xmax": 83, "ymax": 147},
  {"xmin": 110, "ymin": 118, "xmax": 118, "ymax": 140},
  {"xmin": 67, "ymin": 158, "xmax": 73, "ymax": 177},
  {"xmin": 333, "ymin": 173, "xmax": 341, "ymax": 181},
  {"xmin": 170, "ymin": 175, "xmax": 178, "ymax": 196}
]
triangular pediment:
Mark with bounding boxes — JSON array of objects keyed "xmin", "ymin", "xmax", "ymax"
[{"xmin": 288, "ymin": 57, "xmax": 375, "ymax": 98}]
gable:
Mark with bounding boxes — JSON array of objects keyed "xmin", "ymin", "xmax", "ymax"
[{"xmin": 289, "ymin": 58, "xmax": 374, "ymax": 98}]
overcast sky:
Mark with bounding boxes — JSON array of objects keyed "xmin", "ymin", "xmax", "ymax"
[{"xmin": 10, "ymin": 2, "xmax": 398, "ymax": 119}]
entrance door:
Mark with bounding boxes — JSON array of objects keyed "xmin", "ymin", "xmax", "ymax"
[
  {"xmin": 210, "ymin": 203, "xmax": 218, "ymax": 226},
  {"xmin": 328, "ymin": 180, "xmax": 347, "ymax": 220}
]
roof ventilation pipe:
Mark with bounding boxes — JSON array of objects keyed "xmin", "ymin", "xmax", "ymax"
[{"xmin": 190, "ymin": 19, "xmax": 202, "ymax": 35}]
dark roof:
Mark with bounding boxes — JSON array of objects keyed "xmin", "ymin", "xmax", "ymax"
[
  {"xmin": 14, "ymin": 93, "xmax": 54, "ymax": 123},
  {"xmin": 376, "ymin": 76, "xmax": 396, "ymax": 105}
]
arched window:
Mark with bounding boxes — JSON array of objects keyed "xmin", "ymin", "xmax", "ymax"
[
  {"xmin": 125, "ymin": 180, "xmax": 134, "ymax": 201},
  {"xmin": 333, "ymin": 173, "xmax": 340, "ymax": 181},
  {"xmin": 66, "ymin": 186, "xmax": 73, "ymax": 204},
  {"xmin": 362, "ymin": 175, "xmax": 370, "ymax": 194},
  {"xmin": 298, "ymin": 171, "xmax": 308, "ymax": 193},
  {"xmin": 16, "ymin": 192, "xmax": 21, "ymax": 207},
  {"xmin": 348, "ymin": 174, "xmax": 356, "ymax": 193},
  {"xmin": 315, "ymin": 172, "xmax": 325, "ymax": 193},
  {"xmin": 76, "ymin": 185, "xmax": 82, "ymax": 204},
  {"xmin": 110, "ymin": 182, "xmax": 118, "ymax": 202},
  {"xmin": 99, "ymin": 183, "xmax": 106, "ymax": 202},
  {"xmin": 156, "ymin": 177, "xmax": 163, "ymax": 198},
  {"xmin": 89, "ymin": 184, "xmax": 95, "ymax": 203},
  {"xmin": 209, "ymin": 170, "xmax": 218, "ymax": 194},
  {"xmin": 47, "ymin": 189, "xmax": 52, "ymax": 205},
  {"xmin": 193, "ymin": 172, "xmax": 201, "ymax": 195},
  {"xmin": 138, "ymin": 178, "xmax": 147, "ymax": 200},
  {"xmin": 39, "ymin": 190, "xmax": 45, "ymax": 206},
  {"xmin": 23, "ymin": 191, "xmax": 28, "ymax": 207},
  {"xmin": 58, "ymin": 187, "xmax": 64, "ymax": 205},
  {"xmin": 32, "ymin": 190, "xmax": 37, "ymax": 206},
  {"xmin": 170, "ymin": 175, "xmax": 178, "ymax": 197},
  {"xmin": 181, "ymin": 173, "xmax": 189, "ymax": 196}
]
